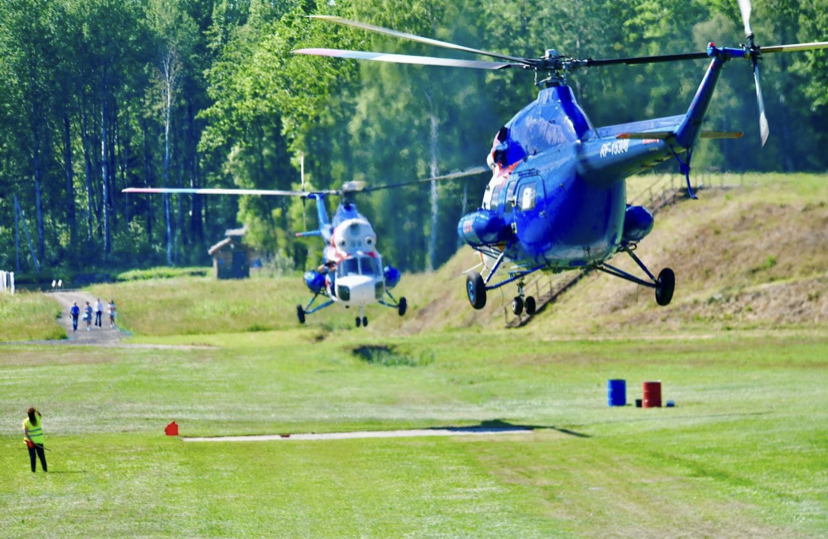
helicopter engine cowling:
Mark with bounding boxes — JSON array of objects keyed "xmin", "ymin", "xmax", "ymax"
[
  {"xmin": 622, "ymin": 205, "xmax": 654, "ymax": 243},
  {"xmin": 303, "ymin": 270, "xmax": 327, "ymax": 294},
  {"xmin": 457, "ymin": 210, "xmax": 512, "ymax": 247},
  {"xmin": 383, "ymin": 265, "xmax": 401, "ymax": 289}
]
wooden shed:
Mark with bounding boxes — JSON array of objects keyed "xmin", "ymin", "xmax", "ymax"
[{"xmin": 208, "ymin": 228, "xmax": 252, "ymax": 279}]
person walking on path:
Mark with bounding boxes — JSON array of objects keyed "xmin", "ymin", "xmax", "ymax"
[
  {"xmin": 70, "ymin": 301, "xmax": 80, "ymax": 332},
  {"xmin": 84, "ymin": 301, "xmax": 93, "ymax": 331},
  {"xmin": 95, "ymin": 298, "xmax": 104, "ymax": 327},
  {"xmin": 108, "ymin": 299, "xmax": 117, "ymax": 328},
  {"xmin": 23, "ymin": 407, "xmax": 47, "ymax": 473}
]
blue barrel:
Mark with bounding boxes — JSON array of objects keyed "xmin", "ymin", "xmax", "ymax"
[{"xmin": 608, "ymin": 379, "xmax": 626, "ymax": 407}]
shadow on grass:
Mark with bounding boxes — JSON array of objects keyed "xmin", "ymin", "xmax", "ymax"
[
  {"xmin": 47, "ymin": 470, "xmax": 87, "ymax": 474},
  {"xmin": 432, "ymin": 419, "xmax": 592, "ymax": 438}
]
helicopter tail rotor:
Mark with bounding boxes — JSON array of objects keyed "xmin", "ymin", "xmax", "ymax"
[{"xmin": 738, "ymin": 0, "xmax": 769, "ymax": 146}]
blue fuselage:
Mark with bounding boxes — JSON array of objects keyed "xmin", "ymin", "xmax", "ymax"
[
  {"xmin": 459, "ymin": 52, "xmax": 731, "ymax": 270},
  {"xmin": 459, "ymin": 84, "xmax": 693, "ymax": 270}
]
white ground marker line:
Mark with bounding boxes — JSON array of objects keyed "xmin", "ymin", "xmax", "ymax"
[{"xmin": 183, "ymin": 427, "xmax": 534, "ymax": 443}]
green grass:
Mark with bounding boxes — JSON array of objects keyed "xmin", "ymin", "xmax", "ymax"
[
  {"xmin": 0, "ymin": 291, "xmax": 65, "ymax": 342},
  {"xmin": 1, "ymin": 174, "xmax": 827, "ymax": 537},
  {"xmin": 114, "ymin": 266, "xmax": 210, "ymax": 282},
  {"xmin": 1, "ymin": 331, "xmax": 826, "ymax": 537},
  {"xmin": 89, "ymin": 275, "xmax": 367, "ymax": 336}
]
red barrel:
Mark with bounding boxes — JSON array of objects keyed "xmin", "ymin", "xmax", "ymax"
[{"xmin": 643, "ymin": 381, "xmax": 662, "ymax": 408}]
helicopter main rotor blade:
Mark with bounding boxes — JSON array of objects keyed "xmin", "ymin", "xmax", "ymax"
[
  {"xmin": 583, "ymin": 41, "xmax": 828, "ymax": 68},
  {"xmin": 585, "ymin": 51, "xmax": 709, "ymax": 67},
  {"xmin": 358, "ymin": 166, "xmax": 490, "ymax": 193},
  {"xmin": 122, "ymin": 187, "xmax": 335, "ymax": 197},
  {"xmin": 293, "ymin": 48, "xmax": 518, "ymax": 70},
  {"xmin": 737, "ymin": 0, "xmax": 753, "ymax": 36},
  {"xmin": 309, "ymin": 15, "xmax": 531, "ymax": 65},
  {"xmin": 760, "ymin": 41, "xmax": 828, "ymax": 53}
]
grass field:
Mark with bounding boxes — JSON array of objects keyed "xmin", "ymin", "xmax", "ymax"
[
  {"xmin": 1, "ymin": 330, "xmax": 826, "ymax": 538},
  {"xmin": 1, "ymin": 174, "xmax": 826, "ymax": 537},
  {"xmin": 0, "ymin": 291, "xmax": 65, "ymax": 342}
]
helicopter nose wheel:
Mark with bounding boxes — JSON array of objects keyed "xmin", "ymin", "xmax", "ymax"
[
  {"xmin": 655, "ymin": 268, "xmax": 675, "ymax": 306},
  {"xmin": 511, "ymin": 296, "xmax": 524, "ymax": 316},
  {"xmin": 466, "ymin": 271, "xmax": 487, "ymax": 310},
  {"xmin": 398, "ymin": 297, "xmax": 407, "ymax": 316},
  {"xmin": 362, "ymin": 316, "xmax": 369, "ymax": 327},
  {"xmin": 296, "ymin": 305, "xmax": 306, "ymax": 324},
  {"xmin": 355, "ymin": 317, "xmax": 361, "ymax": 327}
]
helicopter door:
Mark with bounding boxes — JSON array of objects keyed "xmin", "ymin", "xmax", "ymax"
[{"xmin": 512, "ymin": 174, "xmax": 553, "ymax": 258}]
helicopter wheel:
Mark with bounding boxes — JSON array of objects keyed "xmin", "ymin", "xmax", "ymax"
[
  {"xmin": 362, "ymin": 316, "xmax": 369, "ymax": 327},
  {"xmin": 525, "ymin": 296, "xmax": 537, "ymax": 316},
  {"xmin": 511, "ymin": 296, "xmax": 524, "ymax": 316},
  {"xmin": 398, "ymin": 297, "xmax": 407, "ymax": 317},
  {"xmin": 466, "ymin": 271, "xmax": 487, "ymax": 310},
  {"xmin": 355, "ymin": 317, "xmax": 362, "ymax": 328},
  {"xmin": 296, "ymin": 305, "xmax": 306, "ymax": 324},
  {"xmin": 655, "ymin": 268, "xmax": 675, "ymax": 306}
]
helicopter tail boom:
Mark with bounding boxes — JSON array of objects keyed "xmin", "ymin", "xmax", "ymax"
[{"xmin": 674, "ymin": 54, "xmax": 726, "ymax": 148}]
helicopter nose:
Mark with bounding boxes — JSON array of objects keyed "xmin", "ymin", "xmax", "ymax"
[{"xmin": 337, "ymin": 276, "xmax": 378, "ymax": 305}]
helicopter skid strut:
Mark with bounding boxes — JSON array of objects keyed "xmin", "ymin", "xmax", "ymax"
[
  {"xmin": 296, "ymin": 292, "xmax": 335, "ymax": 324},
  {"xmin": 596, "ymin": 246, "xmax": 675, "ymax": 306},
  {"xmin": 378, "ymin": 290, "xmax": 408, "ymax": 317},
  {"xmin": 466, "ymin": 253, "xmax": 545, "ymax": 313}
]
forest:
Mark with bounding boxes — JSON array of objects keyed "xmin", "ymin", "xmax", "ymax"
[{"xmin": 0, "ymin": 0, "xmax": 826, "ymax": 277}]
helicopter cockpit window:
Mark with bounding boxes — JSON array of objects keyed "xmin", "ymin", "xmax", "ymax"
[
  {"xmin": 504, "ymin": 180, "xmax": 518, "ymax": 213},
  {"xmin": 517, "ymin": 182, "xmax": 537, "ymax": 212},
  {"xmin": 482, "ymin": 183, "xmax": 494, "ymax": 210},
  {"xmin": 359, "ymin": 256, "xmax": 380, "ymax": 276},
  {"xmin": 490, "ymin": 184, "xmax": 503, "ymax": 211},
  {"xmin": 338, "ymin": 258, "xmax": 360, "ymax": 277}
]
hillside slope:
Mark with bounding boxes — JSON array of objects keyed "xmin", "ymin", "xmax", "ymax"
[{"xmin": 385, "ymin": 173, "xmax": 828, "ymax": 335}]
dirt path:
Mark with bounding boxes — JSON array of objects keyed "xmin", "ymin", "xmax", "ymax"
[
  {"xmin": 184, "ymin": 426, "xmax": 535, "ymax": 443},
  {"xmin": 48, "ymin": 290, "xmax": 124, "ymax": 345}
]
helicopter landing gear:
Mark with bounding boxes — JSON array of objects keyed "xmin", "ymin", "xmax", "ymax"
[
  {"xmin": 355, "ymin": 306, "xmax": 368, "ymax": 328},
  {"xmin": 597, "ymin": 246, "xmax": 676, "ymax": 307},
  {"xmin": 511, "ymin": 281, "xmax": 537, "ymax": 317},
  {"xmin": 466, "ymin": 271, "xmax": 487, "ymax": 310},
  {"xmin": 379, "ymin": 291, "xmax": 407, "ymax": 316},
  {"xmin": 655, "ymin": 268, "xmax": 675, "ymax": 306},
  {"xmin": 511, "ymin": 296, "xmax": 524, "ymax": 316},
  {"xmin": 296, "ymin": 305, "xmax": 306, "ymax": 324},
  {"xmin": 525, "ymin": 295, "xmax": 537, "ymax": 315}
]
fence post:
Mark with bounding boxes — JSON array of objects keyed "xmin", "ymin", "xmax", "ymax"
[{"xmin": 10, "ymin": 272, "xmax": 14, "ymax": 295}]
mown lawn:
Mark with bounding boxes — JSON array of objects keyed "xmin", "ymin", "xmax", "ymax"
[{"xmin": 1, "ymin": 330, "xmax": 826, "ymax": 538}]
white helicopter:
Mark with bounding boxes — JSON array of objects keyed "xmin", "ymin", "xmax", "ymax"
[{"xmin": 123, "ymin": 167, "xmax": 486, "ymax": 327}]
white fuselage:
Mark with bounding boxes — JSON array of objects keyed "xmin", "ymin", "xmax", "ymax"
[{"xmin": 323, "ymin": 218, "xmax": 384, "ymax": 307}]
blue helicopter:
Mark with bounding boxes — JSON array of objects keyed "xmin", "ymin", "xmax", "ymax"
[
  {"xmin": 295, "ymin": 1, "xmax": 827, "ymax": 315},
  {"xmin": 124, "ymin": 168, "xmax": 485, "ymax": 326}
]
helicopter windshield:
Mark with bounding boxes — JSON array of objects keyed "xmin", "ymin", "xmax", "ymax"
[
  {"xmin": 338, "ymin": 256, "xmax": 380, "ymax": 277},
  {"xmin": 339, "ymin": 258, "xmax": 360, "ymax": 277},
  {"xmin": 360, "ymin": 256, "xmax": 381, "ymax": 276}
]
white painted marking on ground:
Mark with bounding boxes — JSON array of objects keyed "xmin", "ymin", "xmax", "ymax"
[{"xmin": 183, "ymin": 427, "xmax": 533, "ymax": 443}]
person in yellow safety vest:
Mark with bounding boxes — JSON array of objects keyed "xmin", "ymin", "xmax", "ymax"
[{"xmin": 23, "ymin": 407, "xmax": 47, "ymax": 473}]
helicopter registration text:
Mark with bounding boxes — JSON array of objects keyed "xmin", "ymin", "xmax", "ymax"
[{"xmin": 600, "ymin": 139, "xmax": 630, "ymax": 158}]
